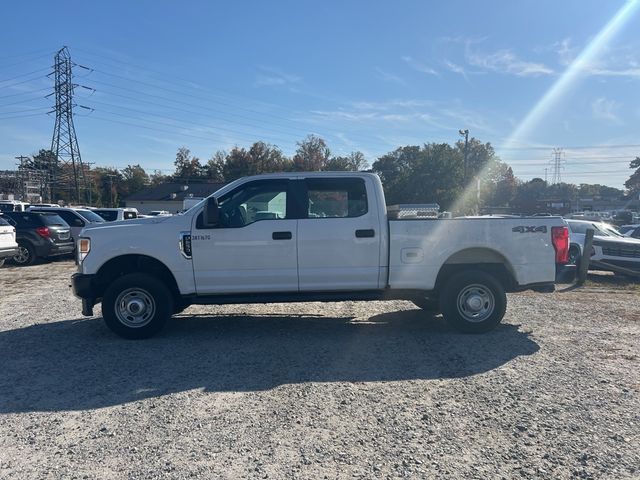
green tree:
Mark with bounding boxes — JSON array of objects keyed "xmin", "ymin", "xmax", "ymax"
[
  {"xmin": 206, "ymin": 151, "xmax": 226, "ymax": 182},
  {"xmin": 372, "ymin": 143, "xmax": 463, "ymax": 208},
  {"xmin": 624, "ymin": 157, "xmax": 640, "ymax": 195},
  {"xmin": 173, "ymin": 147, "xmax": 205, "ymax": 182},
  {"xmin": 149, "ymin": 169, "xmax": 169, "ymax": 187},
  {"xmin": 512, "ymin": 178, "xmax": 548, "ymax": 214},
  {"xmin": 121, "ymin": 164, "xmax": 149, "ymax": 196},
  {"xmin": 90, "ymin": 167, "xmax": 122, "ymax": 207}
]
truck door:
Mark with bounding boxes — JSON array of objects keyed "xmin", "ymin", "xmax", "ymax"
[
  {"xmin": 191, "ymin": 179, "xmax": 299, "ymax": 294},
  {"xmin": 297, "ymin": 177, "xmax": 382, "ymax": 291}
]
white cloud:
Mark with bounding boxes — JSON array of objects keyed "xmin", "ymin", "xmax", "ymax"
[
  {"xmin": 254, "ymin": 66, "xmax": 301, "ymax": 87},
  {"xmin": 374, "ymin": 67, "xmax": 407, "ymax": 86},
  {"xmin": 444, "ymin": 60, "xmax": 465, "ymax": 75},
  {"xmin": 401, "ymin": 56, "xmax": 438, "ymax": 76},
  {"xmin": 591, "ymin": 97, "xmax": 622, "ymax": 123},
  {"xmin": 466, "ymin": 48, "xmax": 554, "ymax": 77}
]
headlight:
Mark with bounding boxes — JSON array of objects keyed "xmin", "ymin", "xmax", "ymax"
[{"xmin": 78, "ymin": 237, "xmax": 91, "ymax": 263}]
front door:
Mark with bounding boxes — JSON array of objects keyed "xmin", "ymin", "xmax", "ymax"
[{"xmin": 191, "ymin": 179, "xmax": 298, "ymax": 294}]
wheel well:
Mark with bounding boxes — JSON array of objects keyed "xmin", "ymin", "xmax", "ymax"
[
  {"xmin": 435, "ymin": 248, "xmax": 517, "ymax": 293},
  {"xmin": 94, "ymin": 254, "xmax": 180, "ymax": 301}
]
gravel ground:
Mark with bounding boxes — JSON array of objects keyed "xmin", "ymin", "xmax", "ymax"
[{"xmin": 0, "ymin": 259, "xmax": 638, "ymax": 479}]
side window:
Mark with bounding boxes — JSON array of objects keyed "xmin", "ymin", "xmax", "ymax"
[
  {"xmin": 58, "ymin": 211, "xmax": 84, "ymax": 227},
  {"xmin": 305, "ymin": 178, "xmax": 368, "ymax": 219},
  {"xmin": 216, "ymin": 180, "xmax": 288, "ymax": 228}
]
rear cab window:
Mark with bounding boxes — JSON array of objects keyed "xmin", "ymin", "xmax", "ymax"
[{"xmin": 304, "ymin": 178, "xmax": 368, "ymax": 219}]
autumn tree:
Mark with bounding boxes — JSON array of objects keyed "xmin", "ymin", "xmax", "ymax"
[
  {"xmin": 292, "ymin": 135, "xmax": 330, "ymax": 171},
  {"xmin": 325, "ymin": 151, "xmax": 368, "ymax": 171}
]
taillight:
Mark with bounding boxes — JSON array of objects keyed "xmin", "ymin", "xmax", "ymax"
[
  {"xmin": 35, "ymin": 226, "xmax": 50, "ymax": 239},
  {"xmin": 551, "ymin": 226, "xmax": 569, "ymax": 264}
]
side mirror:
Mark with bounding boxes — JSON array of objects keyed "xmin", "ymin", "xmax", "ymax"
[{"xmin": 203, "ymin": 197, "xmax": 220, "ymax": 227}]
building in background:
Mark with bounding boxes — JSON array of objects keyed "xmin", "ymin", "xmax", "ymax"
[{"xmin": 124, "ymin": 182, "xmax": 225, "ymax": 214}]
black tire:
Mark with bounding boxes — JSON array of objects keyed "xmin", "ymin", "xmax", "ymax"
[
  {"xmin": 568, "ymin": 245, "xmax": 581, "ymax": 266},
  {"xmin": 102, "ymin": 273, "xmax": 174, "ymax": 339},
  {"xmin": 439, "ymin": 270, "xmax": 506, "ymax": 333},
  {"xmin": 0, "ymin": 258, "xmax": 5, "ymax": 268},
  {"xmin": 13, "ymin": 242, "xmax": 36, "ymax": 266},
  {"xmin": 411, "ymin": 297, "xmax": 439, "ymax": 312}
]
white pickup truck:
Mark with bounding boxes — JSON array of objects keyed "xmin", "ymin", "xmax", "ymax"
[{"xmin": 72, "ymin": 172, "xmax": 573, "ymax": 339}]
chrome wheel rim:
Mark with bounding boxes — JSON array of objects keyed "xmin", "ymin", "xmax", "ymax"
[
  {"xmin": 14, "ymin": 246, "xmax": 29, "ymax": 264},
  {"xmin": 456, "ymin": 284, "xmax": 495, "ymax": 323},
  {"xmin": 114, "ymin": 288, "xmax": 156, "ymax": 328}
]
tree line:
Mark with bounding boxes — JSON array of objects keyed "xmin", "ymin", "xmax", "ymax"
[{"xmin": 16, "ymin": 134, "xmax": 636, "ymax": 213}]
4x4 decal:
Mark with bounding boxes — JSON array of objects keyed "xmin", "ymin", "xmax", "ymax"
[{"xmin": 512, "ymin": 226, "xmax": 548, "ymax": 233}]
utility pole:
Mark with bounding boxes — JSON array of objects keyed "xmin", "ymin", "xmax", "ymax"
[
  {"xmin": 544, "ymin": 167, "xmax": 548, "ymax": 184},
  {"xmin": 550, "ymin": 148, "xmax": 564, "ymax": 184},
  {"xmin": 15, "ymin": 156, "xmax": 29, "ymax": 201},
  {"xmin": 49, "ymin": 46, "xmax": 92, "ymax": 204},
  {"xmin": 459, "ymin": 129, "xmax": 469, "ymax": 183}
]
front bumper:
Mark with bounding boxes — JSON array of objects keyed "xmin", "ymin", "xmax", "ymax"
[{"xmin": 71, "ymin": 273, "xmax": 98, "ymax": 316}]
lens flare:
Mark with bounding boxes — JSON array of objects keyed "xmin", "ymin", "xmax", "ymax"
[{"xmin": 451, "ymin": 0, "xmax": 640, "ymax": 215}]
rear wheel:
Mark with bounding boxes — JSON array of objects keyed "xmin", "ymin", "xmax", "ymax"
[
  {"xmin": 102, "ymin": 273, "xmax": 173, "ymax": 339},
  {"xmin": 568, "ymin": 245, "xmax": 581, "ymax": 266},
  {"xmin": 13, "ymin": 242, "xmax": 36, "ymax": 266},
  {"xmin": 439, "ymin": 270, "xmax": 506, "ymax": 333}
]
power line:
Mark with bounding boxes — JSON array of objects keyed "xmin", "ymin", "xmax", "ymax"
[
  {"xmin": 0, "ymin": 67, "xmax": 50, "ymax": 85},
  {"xmin": 0, "ymin": 87, "xmax": 51, "ymax": 100},
  {"xmin": 0, "ymin": 51, "xmax": 54, "ymax": 70}
]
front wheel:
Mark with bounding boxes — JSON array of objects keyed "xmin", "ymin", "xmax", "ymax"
[
  {"xmin": 439, "ymin": 271, "xmax": 506, "ymax": 333},
  {"xmin": 102, "ymin": 273, "xmax": 173, "ymax": 339},
  {"xmin": 13, "ymin": 242, "xmax": 36, "ymax": 266}
]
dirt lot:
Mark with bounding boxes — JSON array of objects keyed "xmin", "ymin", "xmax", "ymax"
[{"xmin": 0, "ymin": 259, "xmax": 638, "ymax": 479}]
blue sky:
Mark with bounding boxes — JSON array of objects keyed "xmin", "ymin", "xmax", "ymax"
[{"xmin": 1, "ymin": 0, "xmax": 640, "ymax": 187}]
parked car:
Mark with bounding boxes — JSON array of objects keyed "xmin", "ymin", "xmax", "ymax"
[
  {"xmin": 0, "ymin": 200, "xmax": 30, "ymax": 212},
  {"xmin": 0, "ymin": 214, "xmax": 19, "ymax": 267},
  {"xmin": 566, "ymin": 219, "xmax": 640, "ymax": 274},
  {"xmin": 28, "ymin": 206, "xmax": 105, "ymax": 242},
  {"xmin": 2, "ymin": 211, "xmax": 74, "ymax": 266},
  {"xmin": 91, "ymin": 207, "xmax": 138, "ymax": 222}
]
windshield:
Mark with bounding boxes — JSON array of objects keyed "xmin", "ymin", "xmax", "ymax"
[
  {"xmin": 569, "ymin": 221, "xmax": 622, "ymax": 237},
  {"xmin": 75, "ymin": 209, "xmax": 106, "ymax": 223}
]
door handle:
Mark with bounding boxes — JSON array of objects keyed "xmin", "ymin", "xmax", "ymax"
[
  {"xmin": 272, "ymin": 231, "xmax": 292, "ymax": 240},
  {"xmin": 355, "ymin": 229, "xmax": 375, "ymax": 238}
]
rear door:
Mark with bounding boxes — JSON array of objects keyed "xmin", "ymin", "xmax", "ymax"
[{"xmin": 297, "ymin": 177, "xmax": 382, "ymax": 291}]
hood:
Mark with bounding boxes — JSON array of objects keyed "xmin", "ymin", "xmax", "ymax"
[{"xmin": 81, "ymin": 214, "xmax": 175, "ymax": 234}]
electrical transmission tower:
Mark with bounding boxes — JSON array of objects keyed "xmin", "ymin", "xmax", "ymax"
[
  {"xmin": 49, "ymin": 46, "xmax": 89, "ymax": 203},
  {"xmin": 550, "ymin": 148, "xmax": 565, "ymax": 184}
]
